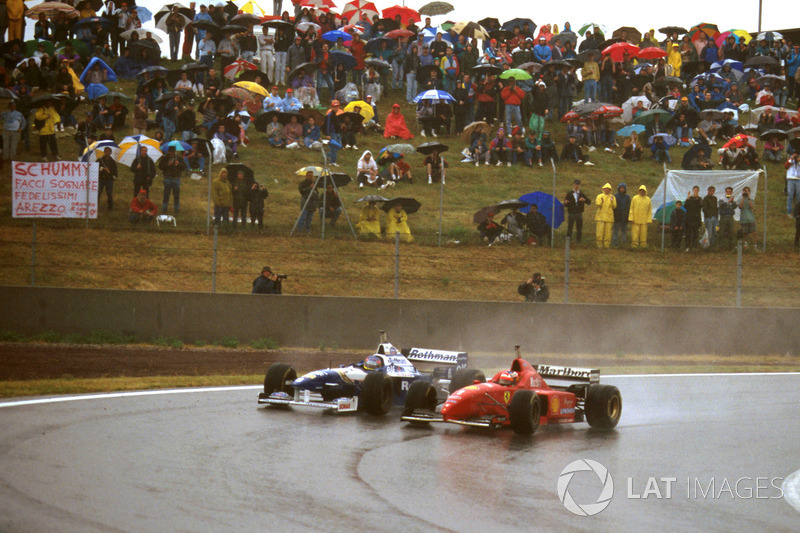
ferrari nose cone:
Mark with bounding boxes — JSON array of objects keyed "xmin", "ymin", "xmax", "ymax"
[{"xmin": 441, "ymin": 386, "xmax": 480, "ymax": 420}]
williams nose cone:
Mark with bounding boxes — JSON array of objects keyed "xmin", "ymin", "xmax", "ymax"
[{"xmin": 441, "ymin": 386, "xmax": 481, "ymax": 420}]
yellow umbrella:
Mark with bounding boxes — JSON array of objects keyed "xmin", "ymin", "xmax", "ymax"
[
  {"xmin": 296, "ymin": 166, "xmax": 327, "ymax": 176},
  {"xmin": 233, "ymin": 81, "xmax": 268, "ymax": 97},
  {"xmin": 728, "ymin": 29, "xmax": 752, "ymax": 44},
  {"xmin": 343, "ymin": 100, "xmax": 374, "ymax": 122},
  {"xmin": 239, "ymin": 0, "xmax": 266, "ymax": 15}
]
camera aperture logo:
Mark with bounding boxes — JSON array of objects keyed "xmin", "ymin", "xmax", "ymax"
[{"xmin": 558, "ymin": 459, "xmax": 614, "ymax": 516}]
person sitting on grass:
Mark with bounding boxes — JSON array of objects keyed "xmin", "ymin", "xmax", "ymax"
[
  {"xmin": 622, "ymin": 132, "xmax": 643, "ymax": 161},
  {"xmin": 266, "ymin": 114, "xmax": 285, "ymax": 148},
  {"xmin": 561, "ymin": 133, "xmax": 594, "ymax": 166},
  {"xmin": 386, "ymin": 203, "xmax": 413, "ymax": 242},
  {"xmin": 478, "ymin": 211, "xmax": 503, "ymax": 244},
  {"xmin": 214, "ymin": 124, "xmax": 238, "ymax": 159},
  {"xmin": 356, "ymin": 200, "xmax": 382, "ymax": 238},
  {"xmin": 129, "ymin": 189, "xmax": 157, "ymax": 224},
  {"xmin": 650, "ymin": 135, "xmax": 671, "ymax": 163},
  {"xmin": 283, "ymin": 115, "xmax": 303, "ymax": 150}
]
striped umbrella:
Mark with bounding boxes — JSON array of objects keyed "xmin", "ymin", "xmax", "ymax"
[
  {"xmin": 412, "ymin": 89, "xmax": 456, "ymax": 103},
  {"xmin": 25, "ymin": 2, "xmax": 79, "ymax": 19},
  {"xmin": 80, "ymin": 140, "xmax": 120, "ymax": 163},
  {"xmin": 117, "ymin": 135, "xmax": 162, "ymax": 166},
  {"xmin": 340, "ymin": 0, "xmax": 378, "ymax": 22}
]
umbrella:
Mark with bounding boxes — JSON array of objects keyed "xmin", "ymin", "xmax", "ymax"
[
  {"xmin": 342, "ymin": 101, "xmax": 374, "ymax": 122},
  {"xmin": 654, "ymin": 201, "xmax": 684, "ymax": 223},
  {"xmin": 418, "ymin": 1, "xmax": 454, "ymax": 16},
  {"xmin": 757, "ymin": 74, "xmax": 786, "ymax": 88},
  {"xmin": 381, "ymin": 197, "xmax": 421, "ymax": 214},
  {"xmin": 238, "ymin": 0, "xmax": 266, "ymax": 15},
  {"xmin": 385, "ymin": 29, "xmax": 415, "ymax": 39},
  {"xmin": 299, "ymin": 108, "xmax": 325, "ymax": 126},
  {"xmin": 80, "ymin": 140, "xmax": 120, "ymax": 163},
  {"xmin": 156, "ymin": 12, "xmax": 191, "ymax": 33},
  {"xmin": 617, "ymin": 124, "xmax": 646, "ymax": 137},
  {"xmin": 224, "ymin": 59, "xmax": 258, "ymax": 80},
  {"xmin": 654, "ymin": 75, "xmax": 685, "ymax": 88},
  {"xmin": 518, "ymin": 62, "xmax": 543, "ymax": 73},
  {"xmin": 518, "ymin": 192, "xmax": 565, "ymax": 229},
  {"xmin": 470, "ymin": 64, "xmax": 502, "ymax": 77},
  {"xmin": 596, "ymin": 37, "xmax": 625, "ymax": 51},
  {"xmin": 80, "ymin": 57, "xmax": 117, "ymax": 83},
  {"xmin": 222, "ymin": 86, "xmax": 258, "ymax": 101},
  {"xmin": 710, "ymin": 59, "xmax": 743, "ymax": 72},
  {"xmin": 226, "ymin": 163, "xmax": 255, "ymax": 182},
  {"xmin": 140, "ymin": 76, "xmax": 171, "ymax": 92},
  {"xmin": 105, "ymin": 91, "xmax": 131, "ymax": 102},
  {"xmin": 488, "ymin": 29, "xmax": 513, "ymax": 42},
  {"xmin": 461, "ymin": 121, "xmax": 491, "ymax": 143},
  {"xmin": 329, "ymin": 50, "xmax": 357, "ymax": 69},
  {"xmin": 648, "ymin": 133, "xmax": 677, "ymax": 147},
  {"xmin": 233, "ymin": 81, "xmax": 268, "ymax": 97},
  {"xmin": 499, "ymin": 69, "xmax": 533, "ymax": 81},
  {"xmin": 722, "ymin": 133, "xmax": 755, "ymax": 150},
  {"xmin": 760, "ymin": 129, "xmax": 787, "ymax": 140},
  {"xmin": 448, "ymin": 21, "xmax": 489, "ymax": 41},
  {"xmin": 315, "ymin": 173, "xmax": 352, "ymax": 188},
  {"xmin": 254, "ymin": 110, "xmax": 303, "ymax": 130},
  {"xmin": 637, "ymin": 47, "xmax": 667, "ymax": 60},
  {"xmin": 416, "ymin": 141, "xmax": 448, "ymax": 155},
  {"xmin": 341, "ymin": 1, "xmax": 379, "ymax": 22},
  {"xmin": 295, "ymin": 21, "xmax": 321, "ymax": 33},
  {"xmin": 341, "ymin": 24, "xmax": 365, "ymax": 36},
  {"xmin": 30, "ymin": 93, "xmax": 62, "ymax": 107},
  {"xmin": 555, "ymin": 31, "xmax": 577, "ymax": 46},
  {"xmin": 193, "ymin": 19, "xmax": 220, "ymax": 32},
  {"xmin": 364, "ymin": 58, "xmax": 391, "ymax": 69},
  {"xmin": 381, "ymin": 6, "xmax": 420, "ymax": 24},
  {"xmin": 72, "ymin": 16, "xmax": 112, "ymax": 32},
  {"xmin": 681, "ymin": 143, "xmax": 712, "ymax": 169},
  {"xmin": 161, "ymin": 140, "xmax": 192, "ymax": 152},
  {"xmin": 357, "ymin": 195, "xmax": 389, "ymax": 202},
  {"xmin": 612, "ymin": 26, "xmax": 641, "ymax": 44},
  {"xmin": 560, "ymin": 110, "xmax": 580, "ymax": 122},
  {"xmin": 155, "ymin": 91, "xmax": 181, "ymax": 104},
  {"xmin": 699, "ymin": 109, "xmax": 728, "ymax": 121},
  {"xmin": 137, "ymin": 65, "xmax": 169, "ymax": 78},
  {"xmin": 474, "ymin": 199, "xmax": 530, "ymax": 223},
  {"xmin": 591, "ymin": 104, "xmax": 623, "ymax": 118},
  {"xmin": 756, "ymin": 31, "xmax": 783, "ymax": 42},
  {"xmin": 288, "ymin": 61, "xmax": 318, "ymax": 82},
  {"xmin": 216, "ymin": 24, "xmax": 248, "ymax": 36},
  {"xmin": 787, "ymin": 126, "xmax": 800, "ymax": 135},
  {"xmin": 632, "ymin": 108, "xmax": 673, "ymax": 125},
  {"xmin": 688, "ymin": 23, "xmax": 719, "ymax": 40},
  {"xmin": 478, "ymin": 17, "xmax": 501, "ymax": 31},
  {"xmin": 117, "ymin": 135, "xmax": 162, "ymax": 166},
  {"xmin": 364, "ymin": 37, "xmax": 395, "ymax": 54},
  {"xmin": 296, "ymin": 165, "xmax": 326, "ymax": 176},
  {"xmin": 415, "ymin": 64, "xmax": 439, "ymax": 82},
  {"xmin": 25, "ymin": 39, "xmax": 55, "ymax": 57},
  {"xmin": 133, "ymin": 6, "xmax": 153, "ymax": 23},
  {"xmin": 602, "ymin": 41, "xmax": 639, "ymax": 62},
  {"xmin": 322, "ymin": 30, "xmax": 353, "ymax": 43},
  {"xmin": 659, "ymin": 26, "xmax": 688, "ymax": 36},
  {"xmin": 502, "ymin": 17, "xmax": 536, "ymax": 32},
  {"xmin": 577, "ymin": 23, "xmax": 606, "ymax": 36},
  {"xmin": 120, "ymin": 28, "xmax": 165, "ymax": 43},
  {"xmin": 744, "ymin": 56, "xmax": 779, "ymax": 69},
  {"xmin": 412, "ymin": 89, "xmax": 456, "ymax": 103},
  {"xmin": 572, "ymin": 101, "xmax": 606, "ymax": 116},
  {"xmin": 262, "ymin": 20, "xmax": 293, "ymax": 31},
  {"xmin": 85, "ymin": 83, "xmax": 108, "ymax": 100},
  {"xmin": 0, "ymin": 88, "xmax": 19, "ymax": 100},
  {"xmin": 25, "ymin": 2, "xmax": 79, "ymax": 19},
  {"xmin": 230, "ymin": 13, "xmax": 262, "ymax": 26}
]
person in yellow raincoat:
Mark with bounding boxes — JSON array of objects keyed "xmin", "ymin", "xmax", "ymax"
[
  {"xmin": 628, "ymin": 185, "xmax": 652, "ymax": 249},
  {"xmin": 667, "ymin": 43, "xmax": 682, "ymax": 77},
  {"xmin": 385, "ymin": 204, "xmax": 413, "ymax": 242},
  {"xmin": 34, "ymin": 101, "xmax": 62, "ymax": 161},
  {"xmin": 356, "ymin": 201, "xmax": 382, "ymax": 238},
  {"xmin": 6, "ymin": 0, "xmax": 25, "ymax": 41},
  {"xmin": 594, "ymin": 183, "xmax": 616, "ymax": 248}
]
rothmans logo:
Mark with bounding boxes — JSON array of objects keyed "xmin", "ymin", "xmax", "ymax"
[
  {"xmin": 537, "ymin": 365, "xmax": 594, "ymax": 380},
  {"xmin": 407, "ymin": 348, "xmax": 460, "ymax": 364}
]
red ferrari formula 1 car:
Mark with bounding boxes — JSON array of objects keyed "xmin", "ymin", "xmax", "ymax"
[{"xmin": 400, "ymin": 347, "xmax": 621, "ymax": 435}]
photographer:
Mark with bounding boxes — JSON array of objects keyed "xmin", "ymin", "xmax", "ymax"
[
  {"xmin": 786, "ymin": 152, "xmax": 800, "ymax": 217},
  {"xmin": 518, "ymin": 272, "xmax": 550, "ymax": 303},
  {"xmin": 252, "ymin": 266, "xmax": 284, "ymax": 294}
]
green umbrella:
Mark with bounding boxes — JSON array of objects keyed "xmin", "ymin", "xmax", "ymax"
[
  {"xmin": 105, "ymin": 91, "xmax": 132, "ymax": 101},
  {"xmin": 499, "ymin": 68, "xmax": 533, "ymax": 81},
  {"xmin": 26, "ymin": 39, "xmax": 54, "ymax": 56},
  {"xmin": 632, "ymin": 108, "xmax": 673, "ymax": 126},
  {"xmin": 654, "ymin": 201, "xmax": 682, "ymax": 223},
  {"xmin": 55, "ymin": 39, "xmax": 90, "ymax": 58}
]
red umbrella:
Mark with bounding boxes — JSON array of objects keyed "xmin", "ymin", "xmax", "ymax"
[
  {"xmin": 385, "ymin": 28, "xmax": 415, "ymax": 39},
  {"xmin": 591, "ymin": 104, "xmax": 623, "ymax": 118},
  {"xmin": 561, "ymin": 110, "xmax": 580, "ymax": 122},
  {"xmin": 636, "ymin": 47, "xmax": 668, "ymax": 60},
  {"xmin": 688, "ymin": 22, "xmax": 719, "ymax": 41},
  {"xmin": 381, "ymin": 5, "xmax": 420, "ymax": 25},
  {"xmin": 341, "ymin": 24, "xmax": 363, "ymax": 35},
  {"xmin": 602, "ymin": 41, "xmax": 639, "ymax": 62},
  {"xmin": 341, "ymin": 0, "xmax": 378, "ymax": 22},
  {"xmin": 722, "ymin": 134, "xmax": 755, "ymax": 150},
  {"xmin": 223, "ymin": 59, "xmax": 258, "ymax": 80}
]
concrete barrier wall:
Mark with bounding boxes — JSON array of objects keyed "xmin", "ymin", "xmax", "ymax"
[{"xmin": 1, "ymin": 286, "xmax": 798, "ymax": 356}]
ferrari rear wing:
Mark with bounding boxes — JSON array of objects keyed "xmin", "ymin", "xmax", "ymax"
[{"xmin": 534, "ymin": 364, "xmax": 600, "ymax": 385}]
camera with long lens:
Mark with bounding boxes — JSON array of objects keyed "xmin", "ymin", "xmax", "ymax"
[{"xmin": 276, "ymin": 274, "xmax": 288, "ymax": 280}]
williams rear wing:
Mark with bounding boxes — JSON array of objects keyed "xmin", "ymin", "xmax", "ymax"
[{"xmin": 403, "ymin": 347, "xmax": 467, "ymax": 379}]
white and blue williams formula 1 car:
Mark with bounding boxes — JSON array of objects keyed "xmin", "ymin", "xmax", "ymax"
[{"xmin": 257, "ymin": 331, "xmax": 467, "ymax": 416}]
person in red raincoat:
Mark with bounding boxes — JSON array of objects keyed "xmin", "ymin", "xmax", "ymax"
[{"xmin": 383, "ymin": 104, "xmax": 414, "ymax": 139}]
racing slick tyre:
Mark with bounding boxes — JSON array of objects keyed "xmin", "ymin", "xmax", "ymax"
[
  {"xmin": 509, "ymin": 390, "xmax": 540, "ymax": 435},
  {"xmin": 584, "ymin": 385, "xmax": 622, "ymax": 429},
  {"xmin": 362, "ymin": 372, "xmax": 393, "ymax": 416},
  {"xmin": 448, "ymin": 368, "xmax": 486, "ymax": 394},
  {"xmin": 402, "ymin": 380, "xmax": 437, "ymax": 419},
  {"xmin": 264, "ymin": 363, "xmax": 297, "ymax": 396}
]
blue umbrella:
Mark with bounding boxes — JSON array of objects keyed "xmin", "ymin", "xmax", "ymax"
[
  {"xmin": 329, "ymin": 50, "xmax": 356, "ymax": 69},
  {"xmin": 85, "ymin": 83, "xmax": 109, "ymax": 100},
  {"xmin": 80, "ymin": 57, "xmax": 118, "ymax": 83},
  {"xmin": 161, "ymin": 140, "xmax": 192, "ymax": 152},
  {"xmin": 710, "ymin": 59, "xmax": 743, "ymax": 72},
  {"xmin": 617, "ymin": 124, "xmax": 646, "ymax": 137},
  {"xmin": 412, "ymin": 89, "xmax": 456, "ymax": 103},
  {"xmin": 72, "ymin": 16, "xmax": 113, "ymax": 32},
  {"xmin": 322, "ymin": 30, "xmax": 353, "ymax": 43},
  {"xmin": 519, "ymin": 191, "xmax": 565, "ymax": 229},
  {"xmin": 648, "ymin": 133, "xmax": 677, "ymax": 147},
  {"xmin": 133, "ymin": 6, "xmax": 153, "ymax": 24}
]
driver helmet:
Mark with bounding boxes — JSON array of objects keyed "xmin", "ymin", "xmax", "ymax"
[
  {"xmin": 498, "ymin": 370, "xmax": 519, "ymax": 386},
  {"xmin": 364, "ymin": 355, "xmax": 383, "ymax": 371}
]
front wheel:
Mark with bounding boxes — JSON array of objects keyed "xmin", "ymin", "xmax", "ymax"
[
  {"xmin": 264, "ymin": 363, "xmax": 296, "ymax": 396},
  {"xmin": 509, "ymin": 389, "xmax": 540, "ymax": 435},
  {"xmin": 584, "ymin": 385, "xmax": 622, "ymax": 429},
  {"xmin": 449, "ymin": 368, "xmax": 486, "ymax": 394},
  {"xmin": 402, "ymin": 380, "xmax": 437, "ymax": 418},
  {"xmin": 362, "ymin": 372, "xmax": 393, "ymax": 416}
]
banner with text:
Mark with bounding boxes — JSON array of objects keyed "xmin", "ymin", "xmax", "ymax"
[{"xmin": 12, "ymin": 161, "xmax": 99, "ymax": 219}]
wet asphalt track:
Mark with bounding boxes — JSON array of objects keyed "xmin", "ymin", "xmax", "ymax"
[{"xmin": 1, "ymin": 373, "xmax": 798, "ymax": 532}]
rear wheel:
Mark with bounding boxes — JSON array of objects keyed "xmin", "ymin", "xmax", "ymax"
[
  {"xmin": 402, "ymin": 380, "xmax": 437, "ymax": 418},
  {"xmin": 584, "ymin": 385, "xmax": 622, "ymax": 429},
  {"xmin": 263, "ymin": 363, "xmax": 296, "ymax": 395},
  {"xmin": 509, "ymin": 390, "xmax": 540, "ymax": 435},
  {"xmin": 362, "ymin": 372, "xmax": 393, "ymax": 416},
  {"xmin": 449, "ymin": 368, "xmax": 486, "ymax": 394}
]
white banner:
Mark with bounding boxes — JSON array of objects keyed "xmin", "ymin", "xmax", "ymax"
[
  {"xmin": 651, "ymin": 169, "xmax": 761, "ymax": 222},
  {"xmin": 12, "ymin": 161, "xmax": 99, "ymax": 219}
]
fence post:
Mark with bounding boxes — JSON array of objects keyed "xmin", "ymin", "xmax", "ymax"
[
  {"xmin": 212, "ymin": 225, "xmax": 218, "ymax": 293},
  {"xmin": 736, "ymin": 240, "xmax": 742, "ymax": 307},
  {"xmin": 564, "ymin": 236, "xmax": 570, "ymax": 303},
  {"xmin": 394, "ymin": 231, "xmax": 400, "ymax": 299},
  {"xmin": 762, "ymin": 166, "xmax": 767, "ymax": 252},
  {"xmin": 30, "ymin": 221, "xmax": 36, "ymax": 286}
]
